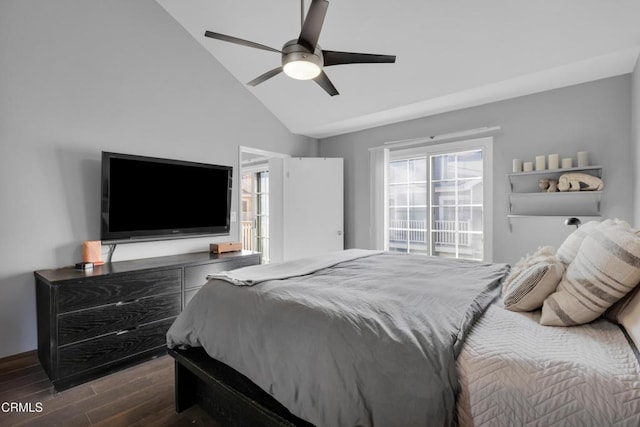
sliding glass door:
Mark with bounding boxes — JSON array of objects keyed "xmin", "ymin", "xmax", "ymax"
[
  {"xmin": 386, "ymin": 138, "xmax": 492, "ymax": 261},
  {"xmin": 388, "ymin": 158, "xmax": 428, "ymax": 255}
]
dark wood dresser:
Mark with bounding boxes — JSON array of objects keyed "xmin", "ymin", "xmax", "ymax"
[{"xmin": 35, "ymin": 250, "xmax": 260, "ymax": 390}]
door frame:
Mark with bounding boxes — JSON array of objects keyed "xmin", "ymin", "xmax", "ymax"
[{"xmin": 238, "ymin": 147, "xmax": 290, "ymax": 260}]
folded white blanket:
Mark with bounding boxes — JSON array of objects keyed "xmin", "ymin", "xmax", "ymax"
[{"xmin": 207, "ymin": 249, "xmax": 383, "ymax": 286}]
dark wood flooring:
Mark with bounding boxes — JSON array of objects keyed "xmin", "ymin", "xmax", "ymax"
[{"xmin": 0, "ymin": 351, "xmax": 218, "ymax": 427}]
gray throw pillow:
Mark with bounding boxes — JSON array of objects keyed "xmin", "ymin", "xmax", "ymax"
[{"xmin": 504, "ymin": 261, "xmax": 564, "ymax": 312}]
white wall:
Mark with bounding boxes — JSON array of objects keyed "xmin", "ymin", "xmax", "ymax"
[
  {"xmin": 319, "ymin": 76, "xmax": 633, "ymax": 264},
  {"xmin": 0, "ymin": 0, "xmax": 313, "ymax": 358},
  {"xmin": 633, "ymin": 56, "xmax": 640, "ymax": 226}
]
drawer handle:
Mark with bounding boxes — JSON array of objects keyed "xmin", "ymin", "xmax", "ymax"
[
  {"xmin": 115, "ymin": 298, "xmax": 141, "ymax": 307},
  {"xmin": 115, "ymin": 327, "xmax": 136, "ymax": 336}
]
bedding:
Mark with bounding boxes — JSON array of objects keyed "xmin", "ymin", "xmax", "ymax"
[
  {"xmin": 457, "ymin": 299, "xmax": 640, "ymax": 427},
  {"xmin": 607, "ymin": 286, "xmax": 640, "ymax": 349},
  {"xmin": 502, "ymin": 246, "xmax": 558, "ymax": 294},
  {"xmin": 555, "ymin": 220, "xmax": 600, "ymax": 264},
  {"xmin": 503, "ymin": 257, "xmax": 564, "ymax": 312},
  {"xmin": 541, "ymin": 220, "xmax": 640, "ymax": 326},
  {"xmin": 167, "ymin": 250, "xmax": 508, "ymax": 427}
]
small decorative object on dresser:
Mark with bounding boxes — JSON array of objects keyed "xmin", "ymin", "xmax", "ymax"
[
  {"xmin": 548, "ymin": 154, "xmax": 559, "ymax": 170},
  {"xmin": 535, "ymin": 155, "xmax": 546, "ymax": 171},
  {"xmin": 561, "ymin": 157, "xmax": 573, "ymax": 168},
  {"xmin": 547, "ymin": 179, "xmax": 559, "ymax": 192},
  {"xmin": 210, "ymin": 242, "xmax": 243, "ymax": 254},
  {"xmin": 35, "ymin": 250, "xmax": 260, "ymax": 390},
  {"xmin": 82, "ymin": 240, "xmax": 104, "ymax": 265}
]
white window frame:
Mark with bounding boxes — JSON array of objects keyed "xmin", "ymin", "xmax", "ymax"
[{"xmin": 387, "ymin": 137, "xmax": 494, "ymax": 262}]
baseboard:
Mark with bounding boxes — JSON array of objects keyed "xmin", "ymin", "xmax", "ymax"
[
  {"xmin": 0, "ymin": 349, "xmax": 39, "ymax": 375},
  {"xmin": 0, "ymin": 349, "xmax": 37, "ymax": 364}
]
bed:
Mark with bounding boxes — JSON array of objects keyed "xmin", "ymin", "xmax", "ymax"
[
  {"xmin": 166, "ymin": 248, "xmax": 640, "ymax": 426},
  {"xmin": 457, "ymin": 300, "xmax": 640, "ymax": 426}
]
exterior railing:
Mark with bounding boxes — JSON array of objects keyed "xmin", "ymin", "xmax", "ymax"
[
  {"xmin": 388, "ymin": 220, "xmax": 470, "ymax": 246},
  {"xmin": 242, "ymin": 221, "xmax": 253, "ymax": 250}
]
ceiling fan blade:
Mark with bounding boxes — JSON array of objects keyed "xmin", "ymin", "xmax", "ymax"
[
  {"xmin": 298, "ymin": 0, "xmax": 329, "ymax": 51},
  {"xmin": 247, "ymin": 67, "xmax": 283, "ymax": 86},
  {"xmin": 313, "ymin": 70, "xmax": 339, "ymax": 96},
  {"xmin": 322, "ymin": 50, "xmax": 396, "ymax": 67},
  {"xmin": 204, "ymin": 31, "xmax": 281, "ymax": 53}
]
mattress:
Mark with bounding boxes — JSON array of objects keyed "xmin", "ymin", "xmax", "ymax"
[{"xmin": 457, "ymin": 300, "xmax": 640, "ymax": 427}]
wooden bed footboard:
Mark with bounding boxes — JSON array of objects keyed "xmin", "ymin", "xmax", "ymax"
[{"xmin": 169, "ymin": 347, "xmax": 314, "ymax": 426}]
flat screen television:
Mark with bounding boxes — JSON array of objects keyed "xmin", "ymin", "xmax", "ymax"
[{"xmin": 101, "ymin": 151, "xmax": 233, "ymax": 243}]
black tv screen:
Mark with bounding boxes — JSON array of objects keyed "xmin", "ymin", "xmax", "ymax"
[{"xmin": 101, "ymin": 152, "xmax": 232, "ymax": 242}]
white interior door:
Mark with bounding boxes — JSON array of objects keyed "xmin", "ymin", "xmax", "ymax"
[{"xmin": 269, "ymin": 157, "xmax": 344, "ymax": 262}]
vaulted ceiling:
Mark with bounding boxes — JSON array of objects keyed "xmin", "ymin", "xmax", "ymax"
[{"xmin": 156, "ymin": 0, "xmax": 640, "ymax": 138}]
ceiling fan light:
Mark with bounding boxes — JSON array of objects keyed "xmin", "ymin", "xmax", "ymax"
[{"xmin": 283, "ymin": 60, "xmax": 321, "ymax": 80}]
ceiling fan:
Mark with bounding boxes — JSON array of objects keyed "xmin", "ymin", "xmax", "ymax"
[{"xmin": 204, "ymin": 0, "xmax": 396, "ymax": 96}]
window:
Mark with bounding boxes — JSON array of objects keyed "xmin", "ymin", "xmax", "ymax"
[
  {"xmin": 241, "ymin": 168, "xmax": 270, "ymax": 263},
  {"xmin": 385, "ymin": 138, "xmax": 492, "ymax": 261}
]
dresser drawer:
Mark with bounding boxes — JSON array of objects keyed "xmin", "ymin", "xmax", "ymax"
[
  {"xmin": 57, "ymin": 268, "xmax": 181, "ymax": 313},
  {"xmin": 57, "ymin": 293, "xmax": 181, "ymax": 346},
  {"xmin": 184, "ymin": 257, "xmax": 258, "ymax": 289},
  {"xmin": 57, "ymin": 317, "xmax": 174, "ymax": 378}
]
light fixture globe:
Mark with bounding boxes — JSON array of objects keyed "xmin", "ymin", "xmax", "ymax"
[
  {"xmin": 281, "ymin": 40, "xmax": 323, "ymax": 80},
  {"xmin": 283, "ymin": 58, "xmax": 321, "ymax": 80}
]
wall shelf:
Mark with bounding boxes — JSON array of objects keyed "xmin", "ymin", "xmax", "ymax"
[
  {"xmin": 507, "ymin": 215, "xmax": 603, "ymax": 219},
  {"xmin": 507, "ymin": 166, "xmax": 603, "ymax": 231},
  {"xmin": 508, "ymin": 165, "xmax": 602, "ymax": 192},
  {"xmin": 507, "ymin": 165, "xmax": 603, "ymax": 178}
]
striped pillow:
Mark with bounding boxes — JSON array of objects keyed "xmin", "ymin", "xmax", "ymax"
[
  {"xmin": 503, "ymin": 261, "xmax": 564, "ymax": 312},
  {"xmin": 541, "ymin": 222, "xmax": 640, "ymax": 326},
  {"xmin": 502, "ymin": 246, "xmax": 557, "ymax": 295}
]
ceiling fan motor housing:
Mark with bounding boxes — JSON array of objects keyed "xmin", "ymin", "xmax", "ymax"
[{"xmin": 282, "ymin": 39, "xmax": 324, "ymax": 71}]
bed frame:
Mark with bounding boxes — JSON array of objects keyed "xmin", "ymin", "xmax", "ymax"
[{"xmin": 169, "ymin": 347, "xmax": 314, "ymax": 426}]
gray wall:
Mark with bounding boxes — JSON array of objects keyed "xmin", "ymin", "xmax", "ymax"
[
  {"xmin": 633, "ymin": 56, "xmax": 640, "ymax": 226},
  {"xmin": 319, "ymin": 76, "xmax": 633, "ymax": 264},
  {"xmin": 0, "ymin": 0, "xmax": 313, "ymax": 358}
]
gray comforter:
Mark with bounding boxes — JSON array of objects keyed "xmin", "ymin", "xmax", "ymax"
[{"xmin": 167, "ymin": 251, "xmax": 509, "ymax": 427}]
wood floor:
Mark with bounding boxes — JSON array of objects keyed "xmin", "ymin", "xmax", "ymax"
[{"xmin": 0, "ymin": 351, "xmax": 219, "ymax": 427}]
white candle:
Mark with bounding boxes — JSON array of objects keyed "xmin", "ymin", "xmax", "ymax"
[
  {"xmin": 535, "ymin": 155, "xmax": 546, "ymax": 171},
  {"xmin": 523, "ymin": 162, "xmax": 534, "ymax": 172},
  {"xmin": 561, "ymin": 158, "xmax": 573, "ymax": 168},
  {"xmin": 512, "ymin": 159, "xmax": 523, "ymax": 173},
  {"xmin": 577, "ymin": 151, "xmax": 589, "ymax": 167},
  {"xmin": 548, "ymin": 154, "xmax": 559, "ymax": 169}
]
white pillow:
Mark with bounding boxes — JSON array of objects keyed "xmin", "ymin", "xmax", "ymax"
[
  {"xmin": 555, "ymin": 221, "xmax": 600, "ymax": 264},
  {"xmin": 503, "ymin": 261, "xmax": 564, "ymax": 312},
  {"xmin": 541, "ymin": 221, "xmax": 640, "ymax": 326}
]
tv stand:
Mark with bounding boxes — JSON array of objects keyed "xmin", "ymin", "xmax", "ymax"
[{"xmin": 35, "ymin": 250, "xmax": 260, "ymax": 390}]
